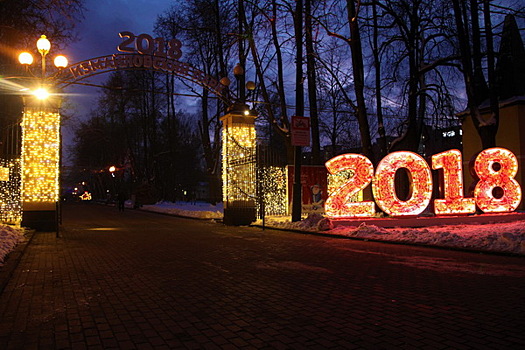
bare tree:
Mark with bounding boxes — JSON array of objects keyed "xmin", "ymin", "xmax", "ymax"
[
  {"xmin": 452, "ymin": 0, "xmax": 496, "ymax": 149},
  {"xmin": 317, "ymin": 0, "xmax": 374, "ymax": 161},
  {"xmin": 156, "ymin": 0, "xmax": 236, "ymax": 201},
  {"xmin": 317, "ymin": 39, "xmax": 356, "ymax": 157},
  {"xmin": 305, "ymin": 0, "xmax": 322, "ymax": 164}
]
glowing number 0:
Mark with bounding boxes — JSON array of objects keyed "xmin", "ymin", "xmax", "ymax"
[
  {"xmin": 372, "ymin": 151, "xmax": 433, "ymax": 217},
  {"xmin": 432, "ymin": 149, "xmax": 476, "ymax": 215},
  {"xmin": 474, "ymin": 147, "xmax": 522, "ymax": 213},
  {"xmin": 325, "ymin": 154, "xmax": 375, "ymax": 218}
]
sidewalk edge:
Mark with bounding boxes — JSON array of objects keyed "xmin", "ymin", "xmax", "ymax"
[{"xmin": 0, "ymin": 229, "xmax": 36, "ymax": 295}]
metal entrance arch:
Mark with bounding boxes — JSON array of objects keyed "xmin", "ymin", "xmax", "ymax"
[
  {"xmin": 55, "ymin": 53, "xmax": 230, "ymax": 102},
  {"xmin": 12, "ymin": 49, "xmax": 259, "ymax": 230}
]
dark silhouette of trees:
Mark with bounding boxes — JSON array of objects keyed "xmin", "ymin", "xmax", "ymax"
[
  {"xmin": 155, "ymin": 0, "xmax": 236, "ymax": 202},
  {"xmin": 67, "ymin": 0, "xmax": 525, "ymax": 204},
  {"xmin": 72, "ymin": 71, "xmax": 201, "ymax": 202}
]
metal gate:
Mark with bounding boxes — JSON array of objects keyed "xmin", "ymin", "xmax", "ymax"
[{"xmin": 256, "ymin": 144, "xmax": 288, "ymax": 219}]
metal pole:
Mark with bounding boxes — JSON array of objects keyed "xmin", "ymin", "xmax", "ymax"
[
  {"xmin": 292, "ymin": 146, "xmax": 302, "ymax": 222},
  {"xmin": 41, "ymin": 53, "xmax": 46, "ymax": 81},
  {"xmin": 291, "ymin": 0, "xmax": 304, "ymax": 222}
]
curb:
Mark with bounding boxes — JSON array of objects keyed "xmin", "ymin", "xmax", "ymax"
[
  {"xmin": 0, "ymin": 229, "xmax": 36, "ymax": 295},
  {"xmin": 250, "ymin": 223, "xmax": 525, "ymax": 257}
]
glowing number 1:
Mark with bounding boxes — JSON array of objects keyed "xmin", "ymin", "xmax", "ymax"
[
  {"xmin": 325, "ymin": 154, "xmax": 375, "ymax": 218},
  {"xmin": 432, "ymin": 149, "xmax": 476, "ymax": 215}
]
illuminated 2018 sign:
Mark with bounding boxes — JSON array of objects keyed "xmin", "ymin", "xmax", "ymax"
[
  {"xmin": 62, "ymin": 32, "xmax": 226, "ymax": 97},
  {"xmin": 117, "ymin": 31, "xmax": 182, "ymax": 59},
  {"xmin": 325, "ymin": 148, "xmax": 522, "ymax": 218}
]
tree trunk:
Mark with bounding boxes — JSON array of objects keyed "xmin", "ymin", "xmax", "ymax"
[
  {"xmin": 452, "ymin": 0, "xmax": 497, "ymax": 149},
  {"xmin": 243, "ymin": 4, "xmax": 294, "ymax": 162},
  {"xmin": 271, "ymin": 0, "xmax": 289, "ymax": 130},
  {"xmin": 346, "ymin": 0, "xmax": 374, "ymax": 163},
  {"xmin": 305, "ymin": 0, "xmax": 321, "ymax": 164},
  {"xmin": 483, "ymin": 0, "xmax": 499, "ymax": 141},
  {"xmin": 199, "ymin": 88, "xmax": 214, "ymax": 175},
  {"xmin": 292, "ymin": 0, "xmax": 305, "ymax": 222},
  {"xmin": 372, "ymin": 0, "xmax": 387, "ymax": 159}
]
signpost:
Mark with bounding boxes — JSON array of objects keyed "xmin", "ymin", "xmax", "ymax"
[
  {"xmin": 291, "ymin": 115, "xmax": 310, "ymax": 147},
  {"xmin": 290, "ymin": 116, "xmax": 310, "ymax": 221}
]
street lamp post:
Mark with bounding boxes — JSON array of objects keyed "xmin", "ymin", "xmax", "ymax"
[
  {"xmin": 18, "ymin": 35, "xmax": 68, "ymax": 232},
  {"xmin": 19, "ymin": 35, "xmax": 68, "ymax": 92},
  {"xmin": 221, "ymin": 64, "xmax": 258, "ymax": 225}
]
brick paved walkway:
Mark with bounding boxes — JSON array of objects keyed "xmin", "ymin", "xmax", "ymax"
[{"xmin": 0, "ymin": 203, "xmax": 524, "ymax": 349}]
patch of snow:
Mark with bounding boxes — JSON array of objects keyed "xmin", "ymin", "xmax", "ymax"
[
  {"xmin": 261, "ymin": 213, "xmax": 525, "ymax": 255},
  {"xmin": 141, "ymin": 201, "xmax": 223, "ymax": 220},
  {"xmin": 0, "ymin": 225, "xmax": 26, "ymax": 266}
]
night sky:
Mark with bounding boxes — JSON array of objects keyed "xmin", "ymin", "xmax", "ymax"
[{"xmin": 62, "ymin": 0, "xmax": 174, "ymax": 152}]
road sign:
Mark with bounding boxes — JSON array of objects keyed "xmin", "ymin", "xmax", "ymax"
[{"xmin": 291, "ymin": 115, "xmax": 310, "ymax": 147}]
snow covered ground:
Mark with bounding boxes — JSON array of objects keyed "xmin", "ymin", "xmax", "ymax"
[
  {"xmin": 140, "ymin": 201, "xmax": 525, "ymax": 256},
  {"xmin": 0, "ymin": 225, "xmax": 26, "ymax": 267},
  {"xmin": 141, "ymin": 201, "xmax": 224, "ymax": 219},
  {"xmin": 263, "ymin": 213, "xmax": 525, "ymax": 255}
]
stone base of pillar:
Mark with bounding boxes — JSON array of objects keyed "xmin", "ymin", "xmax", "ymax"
[
  {"xmin": 22, "ymin": 210, "xmax": 57, "ymax": 232},
  {"xmin": 223, "ymin": 206, "xmax": 256, "ymax": 226}
]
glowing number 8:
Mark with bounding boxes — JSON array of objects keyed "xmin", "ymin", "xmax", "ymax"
[
  {"xmin": 474, "ymin": 147, "xmax": 522, "ymax": 213},
  {"xmin": 325, "ymin": 154, "xmax": 375, "ymax": 218}
]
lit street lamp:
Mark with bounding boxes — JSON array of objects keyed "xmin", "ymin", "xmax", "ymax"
[
  {"xmin": 17, "ymin": 35, "xmax": 68, "ymax": 232},
  {"xmin": 18, "ymin": 35, "xmax": 68, "ymax": 99}
]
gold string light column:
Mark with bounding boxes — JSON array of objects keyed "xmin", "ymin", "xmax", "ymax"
[
  {"xmin": 221, "ymin": 103, "xmax": 257, "ymax": 225},
  {"xmin": 20, "ymin": 100, "xmax": 62, "ymax": 231},
  {"xmin": 18, "ymin": 35, "xmax": 67, "ymax": 231}
]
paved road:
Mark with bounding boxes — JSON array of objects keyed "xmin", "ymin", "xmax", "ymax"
[{"xmin": 1, "ymin": 203, "xmax": 524, "ymax": 349}]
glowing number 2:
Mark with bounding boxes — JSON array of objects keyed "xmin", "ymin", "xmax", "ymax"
[
  {"xmin": 325, "ymin": 154, "xmax": 375, "ymax": 218},
  {"xmin": 432, "ymin": 149, "xmax": 476, "ymax": 215},
  {"xmin": 474, "ymin": 147, "xmax": 522, "ymax": 213},
  {"xmin": 372, "ymin": 151, "xmax": 433, "ymax": 217}
]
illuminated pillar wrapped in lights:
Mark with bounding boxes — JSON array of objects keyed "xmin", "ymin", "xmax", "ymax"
[
  {"xmin": 21, "ymin": 104, "xmax": 61, "ymax": 230},
  {"xmin": 221, "ymin": 103, "xmax": 257, "ymax": 225},
  {"xmin": 0, "ymin": 159, "xmax": 22, "ymax": 225}
]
